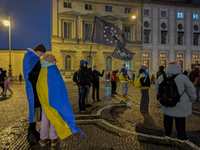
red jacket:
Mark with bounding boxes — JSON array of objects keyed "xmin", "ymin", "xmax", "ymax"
[{"xmin": 111, "ymin": 71, "xmax": 118, "ymax": 81}]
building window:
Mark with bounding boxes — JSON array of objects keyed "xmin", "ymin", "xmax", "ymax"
[
  {"xmin": 124, "ymin": 8, "xmax": 131, "ymax": 13},
  {"xmin": 106, "ymin": 56, "xmax": 112, "ymax": 70},
  {"xmin": 193, "ymin": 54, "xmax": 199, "ymax": 59},
  {"xmin": 177, "ymin": 54, "xmax": 183, "ymax": 58},
  {"xmin": 85, "ymin": 24, "xmax": 92, "ymax": 39},
  {"xmin": 160, "ymin": 53, "xmax": 166, "ymax": 58},
  {"xmin": 105, "ymin": 6, "xmax": 112, "ymax": 12},
  {"xmin": 125, "ymin": 61, "xmax": 130, "ymax": 70},
  {"xmin": 193, "ymin": 61, "xmax": 199, "ymax": 64},
  {"xmin": 144, "ymin": 30, "xmax": 150, "ymax": 43},
  {"xmin": 64, "ymin": 22, "xmax": 71, "ymax": 38},
  {"xmin": 65, "ymin": 55, "xmax": 71, "ymax": 70},
  {"xmin": 178, "ymin": 32, "xmax": 184, "ymax": 45},
  {"xmin": 178, "ymin": 24, "xmax": 183, "ymax": 30},
  {"xmin": 86, "ymin": 56, "xmax": 92, "ymax": 67},
  {"xmin": 194, "ymin": 25, "xmax": 199, "ymax": 31},
  {"xmin": 143, "ymin": 60, "xmax": 149, "ymax": 68},
  {"xmin": 161, "ymin": 23, "xmax": 167, "ymax": 29},
  {"xmin": 177, "ymin": 12, "xmax": 183, "ymax": 18},
  {"xmin": 161, "ymin": 31, "xmax": 167, "ymax": 44},
  {"xmin": 161, "ymin": 11, "xmax": 166, "ymax": 17},
  {"xmin": 193, "ymin": 33, "xmax": 199, "ymax": 46},
  {"xmin": 85, "ymin": 4, "xmax": 92, "ymax": 10},
  {"xmin": 143, "ymin": 53, "xmax": 149, "ymax": 58},
  {"xmin": 63, "ymin": 2, "xmax": 71, "ymax": 8},
  {"xmin": 160, "ymin": 60, "xmax": 166, "ymax": 68},
  {"xmin": 178, "ymin": 60, "xmax": 183, "ymax": 68},
  {"xmin": 193, "ymin": 14, "xmax": 198, "ymax": 19},
  {"xmin": 124, "ymin": 26, "xmax": 131, "ymax": 41},
  {"xmin": 144, "ymin": 9, "xmax": 149, "ymax": 16},
  {"xmin": 144, "ymin": 21, "xmax": 150, "ymax": 28}
]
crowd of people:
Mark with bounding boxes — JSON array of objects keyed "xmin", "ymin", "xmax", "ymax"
[{"xmin": 1, "ymin": 44, "xmax": 198, "ymax": 146}]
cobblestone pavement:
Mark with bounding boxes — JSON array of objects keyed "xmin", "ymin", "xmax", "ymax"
[{"xmin": 0, "ymin": 82, "xmax": 200, "ymax": 150}]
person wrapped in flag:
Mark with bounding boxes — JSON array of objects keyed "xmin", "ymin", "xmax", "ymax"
[{"xmin": 36, "ymin": 54, "xmax": 84, "ymax": 147}]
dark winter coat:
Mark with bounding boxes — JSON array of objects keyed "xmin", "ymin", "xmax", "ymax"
[
  {"xmin": 139, "ymin": 69, "xmax": 150, "ymax": 90},
  {"xmin": 156, "ymin": 66, "xmax": 165, "ymax": 79},
  {"xmin": 92, "ymin": 70, "xmax": 104, "ymax": 82},
  {"xmin": 78, "ymin": 65, "xmax": 92, "ymax": 86},
  {"xmin": 28, "ymin": 60, "xmax": 41, "ymax": 108}
]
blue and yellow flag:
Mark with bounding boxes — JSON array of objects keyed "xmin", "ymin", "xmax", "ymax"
[
  {"xmin": 23, "ymin": 48, "xmax": 40, "ymax": 123},
  {"xmin": 36, "ymin": 65, "xmax": 84, "ymax": 140}
]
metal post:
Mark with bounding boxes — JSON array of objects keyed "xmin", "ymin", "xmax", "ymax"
[{"xmin": 8, "ymin": 16, "xmax": 12, "ymax": 79}]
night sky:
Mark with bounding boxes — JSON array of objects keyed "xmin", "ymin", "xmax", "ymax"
[{"xmin": 0, "ymin": 0, "xmax": 51, "ymax": 50}]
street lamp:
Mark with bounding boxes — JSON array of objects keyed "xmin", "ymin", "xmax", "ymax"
[{"xmin": 3, "ymin": 17, "xmax": 12, "ymax": 79}]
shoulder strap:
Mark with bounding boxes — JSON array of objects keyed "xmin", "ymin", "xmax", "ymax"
[
  {"xmin": 163, "ymin": 73, "xmax": 167, "ymax": 80},
  {"xmin": 171, "ymin": 73, "xmax": 180, "ymax": 80}
]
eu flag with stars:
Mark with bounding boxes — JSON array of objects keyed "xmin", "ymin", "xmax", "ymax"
[{"xmin": 92, "ymin": 16, "xmax": 125, "ymax": 47}]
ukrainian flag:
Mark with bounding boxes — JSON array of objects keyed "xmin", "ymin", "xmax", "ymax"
[{"xmin": 36, "ymin": 65, "xmax": 84, "ymax": 140}]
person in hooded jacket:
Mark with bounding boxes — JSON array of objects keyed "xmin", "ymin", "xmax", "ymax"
[
  {"xmin": 111, "ymin": 70, "xmax": 118, "ymax": 94},
  {"xmin": 78, "ymin": 60, "xmax": 92, "ymax": 113},
  {"xmin": 92, "ymin": 65, "xmax": 104, "ymax": 101},
  {"xmin": 156, "ymin": 62, "xmax": 196, "ymax": 141},
  {"xmin": 138, "ymin": 66, "xmax": 150, "ymax": 113},
  {"xmin": 156, "ymin": 66, "xmax": 165, "ymax": 79}
]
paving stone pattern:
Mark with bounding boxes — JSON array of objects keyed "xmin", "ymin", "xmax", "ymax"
[{"xmin": 0, "ymin": 82, "xmax": 200, "ymax": 150}]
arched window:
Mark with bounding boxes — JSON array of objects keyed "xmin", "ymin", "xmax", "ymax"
[
  {"xmin": 106, "ymin": 56, "xmax": 112, "ymax": 70},
  {"xmin": 86, "ymin": 56, "xmax": 92, "ymax": 67},
  {"xmin": 65, "ymin": 55, "xmax": 71, "ymax": 70}
]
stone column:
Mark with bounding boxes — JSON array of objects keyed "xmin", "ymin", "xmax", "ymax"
[
  {"xmin": 52, "ymin": 0, "xmax": 58, "ymax": 37},
  {"xmin": 169, "ymin": 8, "xmax": 175, "ymax": 62},
  {"xmin": 185, "ymin": 10, "xmax": 191, "ymax": 69}
]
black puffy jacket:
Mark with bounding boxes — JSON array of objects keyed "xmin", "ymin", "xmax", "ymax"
[{"xmin": 78, "ymin": 66, "xmax": 92, "ymax": 86}]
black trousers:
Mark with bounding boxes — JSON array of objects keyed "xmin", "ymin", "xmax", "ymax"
[
  {"xmin": 111, "ymin": 81, "xmax": 116, "ymax": 93},
  {"xmin": 0, "ymin": 84, "xmax": 4, "ymax": 93},
  {"xmin": 92, "ymin": 81, "xmax": 99, "ymax": 100},
  {"xmin": 164, "ymin": 114, "xmax": 186, "ymax": 140}
]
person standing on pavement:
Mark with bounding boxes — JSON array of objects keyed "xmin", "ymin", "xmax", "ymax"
[
  {"xmin": 23, "ymin": 43, "xmax": 46, "ymax": 145},
  {"xmin": 111, "ymin": 70, "xmax": 118, "ymax": 94},
  {"xmin": 0, "ymin": 69, "xmax": 5, "ymax": 95},
  {"xmin": 3, "ymin": 76, "xmax": 13, "ymax": 97},
  {"xmin": 19, "ymin": 73, "xmax": 22, "ymax": 82},
  {"xmin": 36, "ymin": 54, "xmax": 84, "ymax": 147},
  {"xmin": 92, "ymin": 65, "xmax": 104, "ymax": 101},
  {"xmin": 78, "ymin": 60, "xmax": 92, "ymax": 113},
  {"xmin": 156, "ymin": 66, "xmax": 165, "ymax": 79},
  {"xmin": 138, "ymin": 66, "xmax": 150, "ymax": 113},
  {"xmin": 156, "ymin": 62, "xmax": 196, "ymax": 141}
]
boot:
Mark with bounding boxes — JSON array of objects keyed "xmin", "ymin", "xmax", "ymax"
[{"xmin": 27, "ymin": 130, "xmax": 39, "ymax": 145}]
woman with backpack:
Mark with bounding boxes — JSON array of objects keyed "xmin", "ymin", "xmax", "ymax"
[{"xmin": 156, "ymin": 62, "xmax": 196, "ymax": 142}]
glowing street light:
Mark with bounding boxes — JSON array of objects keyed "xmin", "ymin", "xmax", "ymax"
[
  {"xmin": 132, "ymin": 15, "xmax": 136, "ymax": 19},
  {"xmin": 3, "ymin": 17, "xmax": 12, "ymax": 79}
]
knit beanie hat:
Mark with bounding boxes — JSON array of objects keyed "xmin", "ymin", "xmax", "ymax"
[
  {"xmin": 33, "ymin": 43, "xmax": 46, "ymax": 53},
  {"xmin": 80, "ymin": 60, "xmax": 86, "ymax": 66},
  {"xmin": 141, "ymin": 66, "xmax": 148, "ymax": 71},
  {"xmin": 43, "ymin": 54, "xmax": 55, "ymax": 63}
]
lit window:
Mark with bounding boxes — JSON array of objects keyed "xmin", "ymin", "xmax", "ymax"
[
  {"xmin": 105, "ymin": 6, "xmax": 112, "ymax": 12},
  {"xmin": 125, "ymin": 61, "xmax": 130, "ymax": 70},
  {"xmin": 193, "ymin": 54, "xmax": 199, "ymax": 59},
  {"xmin": 125, "ymin": 8, "xmax": 131, "ymax": 13},
  {"xmin": 160, "ymin": 60, "xmax": 166, "ymax": 68},
  {"xmin": 160, "ymin": 53, "xmax": 166, "ymax": 58},
  {"xmin": 178, "ymin": 60, "xmax": 183, "ymax": 68},
  {"xmin": 143, "ymin": 53, "xmax": 149, "ymax": 58},
  {"xmin": 143, "ymin": 60, "xmax": 149, "ymax": 68},
  {"xmin": 63, "ymin": 2, "xmax": 71, "ymax": 8},
  {"xmin": 161, "ymin": 11, "xmax": 166, "ymax": 17},
  {"xmin": 177, "ymin": 54, "xmax": 183, "ymax": 58},
  {"xmin": 177, "ymin": 12, "xmax": 183, "ymax": 18},
  {"xmin": 193, "ymin": 14, "xmax": 198, "ymax": 19},
  {"xmin": 193, "ymin": 61, "xmax": 199, "ymax": 64},
  {"xmin": 85, "ymin": 4, "xmax": 92, "ymax": 10},
  {"xmin": 144, "ymin": 9, "xmax": 149, "ymax": 16}
]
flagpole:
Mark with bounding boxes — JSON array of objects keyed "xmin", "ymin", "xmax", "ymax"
[{"xmin": 90, "ymin": 16, "xmax": 97, "ymax": 57}]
